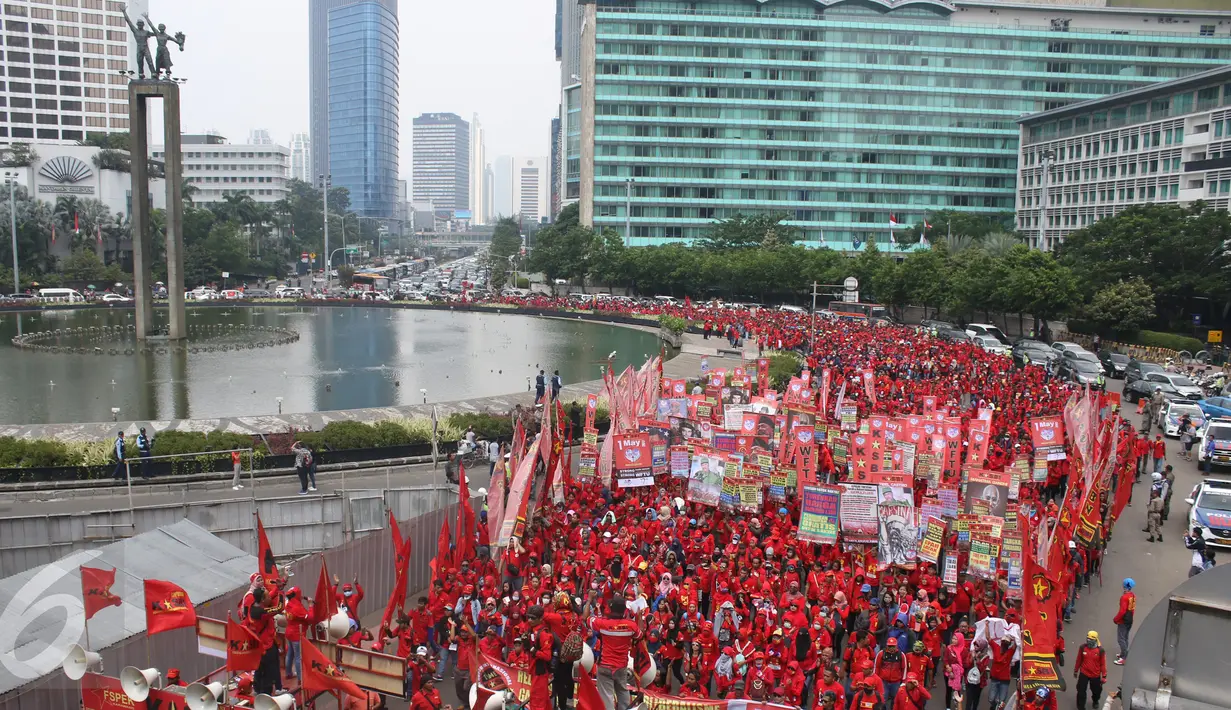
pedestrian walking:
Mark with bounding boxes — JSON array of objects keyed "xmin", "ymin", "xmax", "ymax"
[
  {"xmin": 1113, "ymin": 579, "xmax": 1136, "ymax": 665},
  {"xmin": 1151, "ymin": 434, "xmax": 1167, "ymax": 473},
  {"xmin": 550, "ymin": 370, "xmax": 562, "ymax": 401},
  {"xmin": 136, "ymin": 427, "xmax": 153, "ymax": 479},
  {"xmin": 487, "ymin": 439, "xmax": 500, "ymax": 478},
  {"xmin": 1073, "ymin": 631, "xmax": 1107, "ymax": 710},
  {"xmin": 535, "ymin": 369, "xmax": 546, "ymax": 404},
  {"xmin": 231, "ymin": 449, "xmax": 244, "ymax": 490},
  {"xmin": 111, "ymin": 430, "xmax": 126, "ymax": 481}
]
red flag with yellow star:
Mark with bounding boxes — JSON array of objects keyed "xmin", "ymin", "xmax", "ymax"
[{"xmin": 1021, "ymin": 546, "xmax": 1066, "ymax": 693}]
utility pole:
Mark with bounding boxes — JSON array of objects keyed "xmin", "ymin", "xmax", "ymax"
[
  {"xmin": 810, "ymin": 281, "xmax": 821, "ymax": 354},
  {"xmin": 624, "ymin": 178, "xmax": 634, "ymax": 246},
  {"xmin": 319, "ymin": 173, "xmax": 331, "ymax": 289}
]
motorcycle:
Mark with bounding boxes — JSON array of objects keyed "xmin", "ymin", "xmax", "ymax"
[{"xmin": 457, "ymin": 438, "xmax": 489, "ymax": 471}]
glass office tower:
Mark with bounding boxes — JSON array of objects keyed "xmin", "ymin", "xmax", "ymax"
[
  {"xmin": 327, "ymin": 1, "xmax": 400, "ymax": 218},
  {"xmin": 576, "ymin": 0, "xmax": 1231, "ymax": 247}
]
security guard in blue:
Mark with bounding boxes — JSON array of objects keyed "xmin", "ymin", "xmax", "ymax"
[
  {"xmin": 137, "ymin": 427, "xmax": 153, "ymax": 479},
  {"xmin": 111, "ymin": 431, "xmax": 126, "ymax": 480}
]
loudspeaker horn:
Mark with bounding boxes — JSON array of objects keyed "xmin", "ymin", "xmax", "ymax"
[
  {"xmin": 325, "ymin": 610, "xmax": 351, "ymax": 640},
  {"xmin": 574, "ymin": 643, "xmax": 595, "ymax": 673},
  {"xmin": 254, "ymin": 693, "xmax": 297, "ymax": 710},
  {"xmin": 119, "ymin": 666, "xmax": 161, "ymax": 701},
  {"xmin": 185, "ymin": 681, "xmax": 225, "ymax": 710},
  {"xmin": 62, "ymin": 643, "xmax": 102, "ymax": 680}
]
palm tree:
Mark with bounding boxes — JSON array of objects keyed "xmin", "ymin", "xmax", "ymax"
[
  {"xmin": 981, "ymin": 231, "xmax": 1023, "ymax": 258},
  {"xmin": 945, "ymin": 233, "xmax": 975, "ymax": 254},
  {"xmin": 181, "ymin": 178, "xmax": 200, "ymax": 206}
]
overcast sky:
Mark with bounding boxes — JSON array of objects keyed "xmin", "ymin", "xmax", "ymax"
[{"xmin": 151, "ymin": 0, "xmax": 559, "ymax": 177}]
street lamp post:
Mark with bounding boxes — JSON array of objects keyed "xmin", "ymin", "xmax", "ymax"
[
  {"xmin": 4, "ymin": 172, "xmax": 17, "ymax": 295},
  {"xmin": 319, "ymin": 174, "xmax": 331, "ymax": 289}
]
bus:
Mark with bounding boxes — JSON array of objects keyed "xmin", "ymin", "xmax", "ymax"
[
  {"xmin": 351, "ymin": 273, "xmax": 391, "ymax": 292},
  {"xmin": 828, "ymin": 301, "xmax": 889, "ymax": 321}
]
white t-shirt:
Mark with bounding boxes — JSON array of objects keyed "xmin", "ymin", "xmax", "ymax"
[{"xmin": 488, "ymin": 441, "xmax": 501, "ymax": 462}]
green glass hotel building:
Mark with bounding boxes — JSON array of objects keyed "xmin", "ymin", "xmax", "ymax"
[{"xmin": 571, "ymin": 0, "xmax": 1231, "ymax": 248}]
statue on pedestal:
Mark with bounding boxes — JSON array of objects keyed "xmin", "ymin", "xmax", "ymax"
[{"xmin": 122, "ymin": 4, "xmax": 185, "ymax": 81}]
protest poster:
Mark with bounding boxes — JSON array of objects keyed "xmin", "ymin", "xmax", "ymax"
[
  {"xmin": 583, "ymin": 427, "xmax": 599, "ymax": 447},
  {"xmin": 712, "ymin": 431, "xmax": 736, "ymax": 452},
  {"xmin": 839, "ymin": 405, "xmax": 859, "ymax": 431},
  {"xmin": 638, "ymin": 419, "xmax": 670, "ymax": 476},
  {"xmin": 743, "ymin": 411, "xmax": 776, "ymax": 451},
  {"xmin": 895, "ymin": 440, "xmax": 917, "ymax": 476},
  {"xmin": 919, "ymin": 517, "xmax": 946, "ymax": 564},
  {"xmin": 739, "ymin": 477, "xmax": 761, "ymax": 511},
  {"xmin": 954, "ymin": 513, "xmax": 976, "ymax": 545},
  {"xmin": 686, "ymin": 450, "xmax": 724, "ymax": 506},
  {"xmin": 799, "ymin": 485, "xmax": 841, "ymax": 544},
  {"xmin": 669, "ymin": 446, "xmax": 690, "ymax": 478},
  {"xmin": 850, "ymin": 432, "xmax": 873, "ymax": 483},
  {"xmin": 838, "ymin": 483, "xmax": 879, "ymax": 544},
  {"xmin": 964, "ymin": 469, "xmax": 1010, "ymax": 518},
  {"xmin": 723, "ymin": 454, "xmax": 743, "ymax": 481},
  {"xmin": 613, "ymin": 433, "xmax": 654, "ymax": 488},
  {"xmin": 769, "ymin": 466, "xmax": 789, "ymax": 501},
  {"xmin": 719, "ymin": 475, "xmax": 740, "ymax": 511},
  {"xmin": 877, "ymin": 484, "xmax": 918, "ymax": 567},
  {"xmin": 916, "ymin": 452, "xmax": 940, "ymax": 494},
  {"xmin": 1029, "ymin": 416, "xmax": 1067, "ymax": 460},
  {"xmin": 920, "ymin": 498, "xmax": 946, "ymax": 525},
  {"xmin": 585, "ymin": 393, "xmax": 599, "ymax": 429},
  {"xmin": 943, "ymin": 552, "xmax": 959, "ymax": 589},
  {"xmin": 969, "ymin": 534, "xmax": 995, "ymax": 579},
  {"xmin": 1002, "ymin": 533, "xmax": 1024, "ymax": 598},
  {"xmin": 726, "ymin": 406, "xmax": 750, "ymax": 432},
  {"xmin": 700, "ymin": 356, "xmax": 709, "ymax": 374},
  {"xmin": 938, "ymin": 486, "xmax": 960, "ymax": 518},
  {"xmin": 1009, "ymin": 457, "xmax": 1029, "ymax": 500},
  {"xmin": 1033, "ymin": 459, "xmax": 1049, "ymax": 483},
  {"xmin": 872, "ymin": 471, "xmax": 912, "ymax": 487},
  {"xmin": 578, "ymin": 450, "xmax": 596, "ymax": 479},
  {"xmin": 831, "ymin": 436, "xmax": 848, "ymax": 468}
]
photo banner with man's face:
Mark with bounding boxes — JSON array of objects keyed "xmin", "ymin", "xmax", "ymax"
[{"xmin": 964, "ymin": 469, "xmax": 1011, "ymax": 518}]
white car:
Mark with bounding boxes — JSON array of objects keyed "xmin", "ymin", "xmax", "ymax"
[
  {"xmin": 973, "ymin": 335, "xmax": 1010, "ymax": 355},
  {"xmin": 1197, "ymin": 419, "xmax": 1231, "ymax": 470},
  {"xmin": 100, "ymin": 293, "xmax": 132, "ymax": 303},
  {"xmin": 965, "ymin": 323, "xmax": 1010, "ymax": 345},
  {"xmin": 1050, "ymin": 341, "xmax": 1086, "ymax": 354},
  {"xmin": 779, "ymin": 305, "xmax": 806, "ymax": 314},
  {"xmin": 1185, "ymin": 478, "xmax": 1231, "ymax": 549},
  {"xmin": 1157, "ymin": 400, "xmax": 1205, "ymax": 437},
  {"xmin": 1159, "ymin": 373, "xmax": 1204, "ymax": 400}
]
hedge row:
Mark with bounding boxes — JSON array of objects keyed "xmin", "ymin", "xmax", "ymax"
[{"xmin": 1132, "ymin": 330, "xmax": 1206, "ymax": 354}]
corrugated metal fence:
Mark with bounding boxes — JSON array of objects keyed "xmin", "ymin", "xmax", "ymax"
[
  {"xmin": 0, "ymin": 484, "xmax": 458, "ymax": 578},
  {"xmin": 0, "ymin": 488, "xmax": 468, "ymax": 710}
]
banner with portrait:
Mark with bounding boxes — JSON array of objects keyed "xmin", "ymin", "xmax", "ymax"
[
  {"xmin": 964, "ymin": 469, "xmax": 1011, "ymax": 518},
  {"xmin": 877, "ymin": 484, "xmax": 918, "ymax": 567},
  {"xmin": 687, "ymin": 449, "xmax": 724, "ymax": 507}
]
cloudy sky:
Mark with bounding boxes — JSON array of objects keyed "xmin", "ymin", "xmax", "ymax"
[{"xmin": 151, "ymin": 0, "xmax": 559, "ymax": 177}]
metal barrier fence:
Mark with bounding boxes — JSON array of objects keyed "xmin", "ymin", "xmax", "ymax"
[
  {"xmin": 0, "ymin": 483, "xmax": 458, "ymax": 581},
  {"xmin": 0, "ymin": 492, "xmax": 467, "ymax": 710}
]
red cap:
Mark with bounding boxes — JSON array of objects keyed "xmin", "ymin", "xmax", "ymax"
[
  {"xmin": 906, "ymin": 673, "xmax": 920, "ymax": 683},
  {"xmin": 464, "ymin": 584, "xmax": 475, "ymax": 594},
  {"xmin": 886, "ymin": 637, "xmax": 898, "ymax": 647}
]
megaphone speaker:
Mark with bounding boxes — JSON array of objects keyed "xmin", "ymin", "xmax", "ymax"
[
  {"xmin": 185, "ymin": 681, "xmax": 225, "ymax": 710},
  {"xmin": 326, "ymin": 610, "xmax": 351, "ymax": 640},
  {"xmin": 119, "ymin": 666, "xmax": 161, "ymax": 702},
  {"xmin": 62, "ymin": 643, "xmax": 102, "ymax": 680},
  {"xmin": 254, "ymin": 692, "xmax": 297, "ymax": 710}
]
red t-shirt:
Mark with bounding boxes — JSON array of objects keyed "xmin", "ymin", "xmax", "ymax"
[{"xmin": 589, "ymin": 616, "xmax": 640, "ymax": 669}]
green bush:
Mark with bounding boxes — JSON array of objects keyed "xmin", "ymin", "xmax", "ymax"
[
  {"xmin": 0, "ymin": 437, "xmax": 77, "ymax": 468},
  {"xmin": 767, "ymin": 353, "xmax": 802, "ymax": 390},
  {"xmin": 296, "ymin": 421, "xmax": 382, "ymax": 451},
  {"xmin": 658, "ymin": 314, "xmax": 689, "ymax": 335},
  {"xmin": 1132, "ymin": 330, "xmax": 1205, "ymax": 353},
  {"xmin": 446, "ymin": 412, "xmax": 514, "ymax": 440}
]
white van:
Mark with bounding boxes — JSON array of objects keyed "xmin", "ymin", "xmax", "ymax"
[{"xmin": 37, "ymin": 288, "xmax": 85, "ymax": 303}]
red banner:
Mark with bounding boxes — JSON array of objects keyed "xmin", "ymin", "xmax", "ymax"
[
  {"xmin": 81, "ymin": 672, "xmax": 142, "ymax": 710},
  {"xmin": 1030, "ymin": 416, "xmax": 1067, "ymax": 460},
  {"xmin": 941, "ymin": 418, "xmax": 963, "ymax": 486},
  {"xmin": 303, "ymin": 633, "xmax": 366, "ymax": 699},
  {"xmin": 81, "ymin": 566, "xmax": 121, "ymax": 621},
  {"xmin": 1021, "ymin": 550, "xmax": 1066, "ymax": 692},
  {"xmin": 819, "ymin": 368, "xmax": 831, "ymax": 416},
  {"xmin": 256, "ymin": 515, "xmax": 278, "ymax": 582},
  {"xmin": 226, "ymin": 614, "xmax": 263, "ymax": 671},
  {"xmin": 861, "ymin": 369, "xmax": 876, "ymax": 405},
  {"xmin": 143, "ymin": 579, "xmax": 196, "ymax": 636},
  {"xmin": 585, "ymin": 394, "xmax": 598, "ymax": 429},
  {"xmin": 969, "ymin": 427, "xmax": 991, "ymax": 468}
]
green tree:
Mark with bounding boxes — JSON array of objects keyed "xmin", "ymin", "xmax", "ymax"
[
  {"xmin": 527, "ymin": 203, "xmax": 593, "ymax": 287},
  {"xmin": 1, "ymin": 143, "xmax": 38, "ymax": 167},
  {"xmin": 994, "ymin": 245, "xmax": 1080, "ymax": 334},
  {"xmin": 1084, "ymin": 278, "xmax": 1156, "ymax": 335},
  {"xmin": 487, "ymin": 216, "xmax": 523, "ymax": 289},
  {"xmin": 696, "ymin": 213, "xmax": 799, "ymax": 250},
  {"xmin": 1057, "ymin": 202, "xmax": 1231, "ymax": 328},
  {"xmin": 896, "ymin": 243, "xmax": 951, "ymax": 317},
  {"xmin": 905, "ymin": 209, "xmax": 1015, "ymax": 245},
  {"xmin": 336, "ymin": 264, "xmax": 356, "ymax": 288},
  {"xmin": 59, "ymin": 249, "xmax": 109, "ymax": 283},
  {"xmin": 586, "ymin": 228, "xmax": 627, "ymax": 290}
]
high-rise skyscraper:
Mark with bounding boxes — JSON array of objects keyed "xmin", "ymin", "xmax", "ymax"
[
  {"xmin": 469, "ymin": 113, "xmax": 487, "ymax": 224},
  {"xmin": 572, "ymin": 0, "xmax": 1231, "ymax": 246},
  {"xmin": 0, "ymin": 0, "xmax": 148, "ymax": 143},
  {"xmin": 513, "ymin": 156, "xmax": 549, "ymax": 228},
  {"xmin": 289, "ymin": 132, "xmax": 312, "ymax": 183},
  {"xmin": 308, "ymin": 0, "xmax": 400, "ymax": 217},
  {"xmin": 412, "ymin": 113, "xmax": 470, "ymax": 213},
  {"xmin": 248, "ymin": 129, "xmax": 273, "ymax": 146},
  {"xmin": 554, "ymin": 0, "xmax": 585, "ymax": 211}
]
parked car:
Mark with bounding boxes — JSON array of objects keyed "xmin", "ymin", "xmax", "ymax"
[
  {"xmin": 973, "ymin": 335, "xmax": 1010, "ymax": 355},
  {"xmin": 938, "ymin": 327, "xmax": 974, "ymax": 343},
  {"xmin": 99, "ymin": 293, "xmax": 132, "ymax": 303},
  {"xmin": 1062, "ymin": 348, "xmax": 1103, "ymax": 368},
  {"xmin": 1157, "ymin": 400, "xmax": 1205, "ymax": 437},
  {"xmin": 1050, "ymin": 341, "xmax": 1087, "ymax": 354},
  {"xmin": 1125, "ymin": 359, "xmax": 1165, "ymax": 387},
  {"xmin": 1012, "ymin": 340, "xmax": 1058, "ymax": 367},
  {"xmin": 1098, "ymin": 351, "xmax": 1130, "ymax": 378},
  {"xmin": 1058, "ymin": 358, "xmax": 1105, "ymax": 389},
  {"xmin": 1124, "ymin": 373, "xmax": 1183, "ymax": 403},
  {"xmin": 1184, "ymin": 477, "xmax": 1231, "ymax": 548},
  {"xmin": 1157, "ymin": 372, "xmax": 1204, "ymax": 400},
  {"xmin": 920, "ymin": 319, "xmax": 956, "ymax": 333},
  {"xmin": 245, "ymin": 289, "xmax": 272, "ymax": 298},
  {"xmin": 1198, "ymin": 397, "xmax": 1231, "ymax": 420},
  {"xmin": 965, "ymin": 323, "xmax": 1010, "ymax": 345}
]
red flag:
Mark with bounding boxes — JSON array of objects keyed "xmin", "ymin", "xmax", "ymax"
[
  {"xmin": 435, "ymin": 519, "xmax": 452, "ymax": 581},
  {"xmin": 310, "ymin": 558, "xmax": 336, "ymax": 626},
  {"xmin": 456, "ymin": 463, "xmax": 475, "ymax": 565},
  {"xmin": 143, "ymin": 579, "xmax": 197, "ymax": 635},
  {"xmin": 575, "ymin": 666, "xmax": 605, "ymax": 710},
  {"xmin": 388, "ymin": 508, "xmax": 404, "ymax": 559},
  {"xmin": 225, "ymin": 613, "xmax": 263, "ymax": 671},
  {"xmin": 256, "ymin": 515, "xmax": 278, "ymax": 582},
  {"xmin": 80, "ymin": 566, "xmax": 121, "ymax": 621},
  {"xmin": 1021, "ymin": 550, "xmax": 1066, "ymax": 692},
  {"xmin": 380, "ymin": 537, "xmax": 412, "ymax": 634},
  {"xmin": 74, "ymin": 212, "xmax": 79, "ymax": 232},
  {"xmin": 302, "ymin": 634, "xmax": 365, "ymax": 699}
]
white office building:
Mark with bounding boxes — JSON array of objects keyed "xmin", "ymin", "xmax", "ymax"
[
  {"xmin": 1017, "ymin": 65, "xmax": 1231, "ymax": 250},
  {"xmin": 289, "ymin": 132, "xmax": 311, "ymax": 183},
  {"xmin": 152, "ymin": 133, "xmax": 290, "ymax": 205},
  {"xmin": 512, "ymin": 156, "xmax": 549, "ymax": 227},
  {"xmin": 0, "ymin": 0, "xmax": 147, "ymax": 144},
  {"xmin": 469, "ymin": 113, "xmax": 487, "ymax": 225}
]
